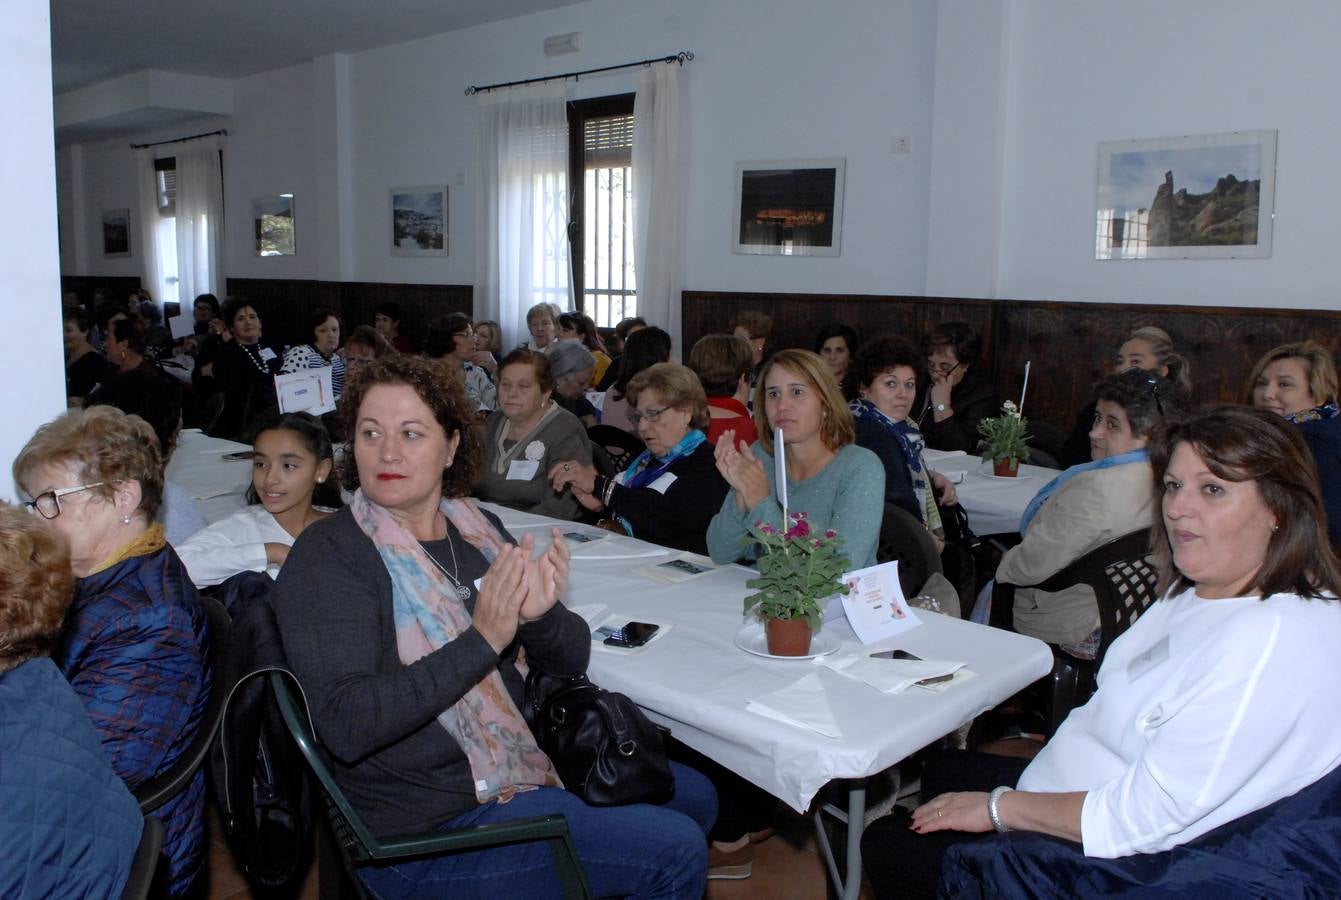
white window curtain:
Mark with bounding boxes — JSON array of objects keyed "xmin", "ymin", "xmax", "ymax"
[
  {"xmin": 475, "ymin": 84, "xmax": 574, "ymax": 350},
  {"xmin": 632, "ymin": 63, "xmax": 687, "ymax": 347},
  {"xmin": 133, "ymin": 147, "xmax": 166, "ymax": 303},
  {"xmin": 174, "ymin": 135, "xmax": 225, "ymax": 303}
]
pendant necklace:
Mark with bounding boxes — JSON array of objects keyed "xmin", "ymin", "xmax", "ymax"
[{"xmin": 426, "ymin": 521, "xmax": 472, "ymax": 601}]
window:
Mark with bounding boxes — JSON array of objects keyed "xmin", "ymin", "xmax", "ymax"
[
  {"xmin": 569, "ymin": 94, "xmax": 637, "ymax": 327},
  {"xmin": 153, "ymin": 157, "xmax": 180, "ymax": 303}
]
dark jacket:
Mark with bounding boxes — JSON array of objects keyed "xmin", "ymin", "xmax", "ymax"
[
  {"xmin": 1298, "ymin": 415, "xmax": 1341, "ymax": 548},
  {"xmin": 919, "ymin": 368, "xmax": 1000, "ymax": 453},
  {"xmin": 608, "ymin": 439, "xmax": 729, "ymax": 555},
  {"xmin": 0, "ymin": 657, "xmax": 143, "ymax": 899},
  {"xmin": 59, "ymin": 545, "xmax": 211, "ymax": 896},
  {"xmin": 853, "ymin": 418, "xmax": 923, "ymax": 523}
]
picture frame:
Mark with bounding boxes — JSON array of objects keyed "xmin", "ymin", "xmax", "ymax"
[
  {"xmin": 732, "ymin": 159, "xmax": 845, "ymax": 257},
  {"xmin": 101, "ymin": 208, "xmax": 131, "ymax": 258},
  {"xmin": 252, "ymin": 194, "xmax": 296, "ymax": 256},
  {"xmin": 1095, "ymin": 130, "xmax": 1277, "ymax": 260},
  {"xmin": 391, "ymin": 186, "xmax": 448, "ymax": 256}
]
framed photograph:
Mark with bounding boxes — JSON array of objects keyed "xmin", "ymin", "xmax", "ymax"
[
  {"xmin": 732, "ymin": 159, "xmax": 845, "ymax": 257},
  {"xmin": 252, "ymin": 195, "xmax": 296, "ymax": 256},
  {"xmin": 391, "ymin": 186, "xmax": 448, "ymax": 256},
  {"xmin": 101, "ymin": 208, "xmax": 131, "ymax": 258},
  {"xmin": 1095, "ymin": 130, "xmax": 1277, "ymax": 260}
]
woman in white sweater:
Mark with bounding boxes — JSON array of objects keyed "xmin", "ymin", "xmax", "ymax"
[
  {"xmin": 864, "ymin": 404, "xmax": 1341, "ymax": 898},
  {"xmin": 175, "ymin": 412, "xmax": 337, "ymax": 587}
]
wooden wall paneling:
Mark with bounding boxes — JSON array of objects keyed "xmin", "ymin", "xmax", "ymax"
[{"xmin": 60, "ymin": 275, "xmax": 143, "ymax": 310}]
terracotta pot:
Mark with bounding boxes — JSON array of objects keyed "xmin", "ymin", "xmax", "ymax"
[
  {"xmin": 765, "ymin": 617, "xmax": 813, "ymax": 656},
  {"xmin": 992, "ymin": 457, "xmax": 1020, "ymax": 477}
]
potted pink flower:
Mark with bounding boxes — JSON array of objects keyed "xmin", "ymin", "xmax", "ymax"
[{"xmin": 742, "ymin": 512, "xmax": 850, "ymax": 656}]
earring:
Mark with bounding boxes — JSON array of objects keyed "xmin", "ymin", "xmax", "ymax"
[{"xmin": 121, "ymin": 515, "xmax": 132, "ymax": 525}]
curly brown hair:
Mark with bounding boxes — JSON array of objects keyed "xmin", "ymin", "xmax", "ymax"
[
  {"xmin": 336, "ymin": 355, "xmax": 482, "ymax": 498},
  {"xmin": 12, "ymin": 406, "xmax": 165, "ymax": 520},
  {"xmin": 0, "ymin": 502, "xmax": 74, "ymax": 673}
]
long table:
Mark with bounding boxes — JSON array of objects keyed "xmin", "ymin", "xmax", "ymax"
[
  {"xmin": 165, "ymin": 428, "xmax": 253, "ymax": 524},
  {"xmin": 924, "ymin": 450, "xmax": 1058, "ymax": 536},
  {"xmin": 485, "ymin": 504, "xmax": 1052, "ymax": 898}
]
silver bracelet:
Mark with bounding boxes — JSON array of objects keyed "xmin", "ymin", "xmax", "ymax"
[{"xmin": 988, "ymin": 785, "xmax": 1013, "ymax": 833}]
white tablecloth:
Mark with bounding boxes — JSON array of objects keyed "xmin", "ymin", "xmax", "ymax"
[
  {"xmin": 166, "ymin": 429, "xmax": 252, "ymax": 524},
  {"xmin": 924, "ymin": 450, "xmax": 1058, "ymax": 536},
  {"xmin": 487, "ymin": 505, "xmax": 1053, "ymax": 812}
]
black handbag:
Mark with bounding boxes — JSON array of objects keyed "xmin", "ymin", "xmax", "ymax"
[{"xmin": 523, "ymin": 669, "xmax": 674, "ymax": 807}]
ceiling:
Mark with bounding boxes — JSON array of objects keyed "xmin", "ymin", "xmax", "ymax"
[{"xmin": 50, "ymin": 0, "xmax": 589, "ymax": 94}]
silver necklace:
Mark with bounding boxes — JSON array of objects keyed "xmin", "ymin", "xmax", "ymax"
[{"xmin": 425, "ymin": 518, "xmax": 471, "ymax": 600}]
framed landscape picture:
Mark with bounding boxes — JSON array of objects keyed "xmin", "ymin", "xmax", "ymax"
[
  {"xmin": 252, "ymin": 194, "xmax": 296, "ymax": 256},
  {"xmin": 101, "ymin": 208, "xmax": 131, "ymax": 258},
  {"xmin": 1095, "ymin": 130, "xmax": 1277, "ymax": 260},
  {"xmin": 732, "ymin": 159, "xmax": 845, "ymax": 257},
  {"xmin": 391, "ymin": 186, "xmax": 448, "ymax": 256}
]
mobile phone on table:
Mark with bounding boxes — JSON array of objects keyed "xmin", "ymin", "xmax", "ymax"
[{"xmin": 596, "ymin": 621, "xmax": 660, "ymax": 648}]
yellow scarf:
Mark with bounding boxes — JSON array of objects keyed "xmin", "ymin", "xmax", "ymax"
[{"xmin": 89, "ymin": 523, "xmax": 167, "ymax": 575}]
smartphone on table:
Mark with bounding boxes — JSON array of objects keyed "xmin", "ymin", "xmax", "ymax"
[{"xmin": 595, "ymin": 621, "xmax": 660, "ymax": 648}]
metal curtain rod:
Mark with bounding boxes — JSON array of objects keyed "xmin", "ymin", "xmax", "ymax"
[
  {"xmin": 465, "ymin": 51, "xmax": 693, "ymax": 96},
  {"xmin": 129, "ymin": 128, "xmax": 228, "ymax": 150}
]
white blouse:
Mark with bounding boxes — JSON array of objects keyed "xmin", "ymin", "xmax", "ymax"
[{"xmin": 174, "ymin": 505, "xmax": 297, "ymax": 587}]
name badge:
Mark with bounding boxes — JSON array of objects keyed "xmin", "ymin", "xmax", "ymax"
[
  {"xmin": 648, "ymin": 472, "xmax": 678, "ymax": 494},
  {"xmin": 507, "ymin": 459, "xmax": 540, "ymax": 481},
  {"xmin": 1127, "ymin": 635, "xmax": 1170, "ymax": 683},
  {"xmin": 259, "ymin": 346, "xmax": 278, "ymax": 362}
]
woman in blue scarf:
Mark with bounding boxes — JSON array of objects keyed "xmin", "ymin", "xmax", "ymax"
[
  {"xmin": 1251, "ymin": 341, "xmax": 1341, "ymax": 549},
  {"xmin": 550, "ymin": 363, "xmax": 728, "ymax": 555},
  {"xmin": 999, "ymin": 370, "xmax": 1186, "ymax": 652}
]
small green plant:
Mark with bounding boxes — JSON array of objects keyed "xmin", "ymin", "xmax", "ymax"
[
  {"xmin": 741, "ymin": 512, "xmax": 850, "ymax": 630},
  {"xmin": 977, "ymin": 400, "xmax": 1032, "ymax": 465}
]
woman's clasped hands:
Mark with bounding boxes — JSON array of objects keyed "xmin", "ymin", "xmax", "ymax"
[
  {"xmin": 472, "ymin": 529, "xmax": 571, "ymax": 654},
  {"xmin": 714, "ymin": 429, "xmax": 770, "ymax": 511}
]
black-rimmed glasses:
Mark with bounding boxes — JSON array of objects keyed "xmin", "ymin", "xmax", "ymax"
[
  {"xmin": 22, "ymin": 482, "xmax": 112, "ymax": 519},
  {"xmin": 627, "ymin": 406, "xmax": 670, "ymax": 426}
]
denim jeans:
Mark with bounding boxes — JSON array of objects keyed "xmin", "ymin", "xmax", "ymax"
[{"xmin": 358, "ymin": 761, "xmax": 716, "ymax": 900}]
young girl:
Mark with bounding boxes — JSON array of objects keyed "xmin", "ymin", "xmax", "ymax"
[{"xmin": 175, "ymin": 412, "xmax": 338, "ymax": 587}]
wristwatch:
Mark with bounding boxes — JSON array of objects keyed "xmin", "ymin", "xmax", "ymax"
[{"xmin": 934, "ymin": 403, "xmax": 950, "ymax": 413}]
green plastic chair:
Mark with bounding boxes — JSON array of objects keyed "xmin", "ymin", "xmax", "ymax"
[{"xmin": 267, "ymin": 671, "xmax": 593, "ymax": 899}]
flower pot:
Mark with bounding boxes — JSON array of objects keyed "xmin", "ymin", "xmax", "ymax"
[
  {"xmin": 765, "ymin": 617, "xmax": 813, "ymax": 656},
  {"xmin": 992, "ymin": 457, "xmax": 1020, "ymax": 478}
]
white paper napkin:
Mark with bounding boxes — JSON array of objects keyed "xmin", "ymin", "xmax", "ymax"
[
  {"xmin": 814, "ymin": 650, "xmax": 965, "ymax": 694},
  {"xmin": 745, "ymin": 672, "xmax": 842, "ymax": 738}
]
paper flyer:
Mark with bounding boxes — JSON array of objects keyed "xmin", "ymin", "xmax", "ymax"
[
  {"xmin": 839, "ymin": 560, "xmax": 922, "ymax": 644},
  {"xmin": 275, "ymin": 367, "xmax": 336, "ymax": 415}
]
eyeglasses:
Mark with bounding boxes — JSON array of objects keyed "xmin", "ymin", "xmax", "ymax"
[
  {"xmin": 627, "ymin": 406, "xmax": 670, "ymax": 425},
  {"xmin": 926, "ymin": 360, "xmax": 962, "ymax": 377},
  {"xmin": 22, "ymin": 482, "xmax": 113, "ymax": 519},
  {"xmin": 454, "ymin": 330, "xmax": 474, "ymax": 340}
]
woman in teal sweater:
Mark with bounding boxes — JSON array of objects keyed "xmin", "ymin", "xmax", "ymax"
[{"xmin": 707, "ymin": 349, "xmax": 884, "ymax": 570}]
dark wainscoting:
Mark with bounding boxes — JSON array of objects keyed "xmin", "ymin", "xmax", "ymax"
[
  {"xmin": 224, "ymin": 279, "xmax": 473, "ymax": 350},
  {"xmin": 61, "ymin": 276, "xmax": 143, "ymax": 310},
  {"xmin": 682, "ymin": 290, "xmax": 1341, "ymax": 432}
]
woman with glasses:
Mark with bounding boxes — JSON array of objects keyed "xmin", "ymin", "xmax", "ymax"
[
  {"xmin": 12, "ymin": 406, "xmax": 211, "ymax": 896},
  {"xmin": 280, "ymin": 307, "xmax": 347, "ymax": 399},
  {"xmin": 476, "ymin": 349, "xmax": 592, "ymax": 520},
  {"xmin": 919, "ymin": 321, "xmax": 999, "ymax": 452},
  {"xmin": 549, "ymin": 363, "xmax": 728, "ymax": 554},
  {"xmin": 425, "ymin": 313, "xmax": 497, "ymax": 413},
  {"xmin": 997, "ymin": 370, "xmax": 1186, "ymax": 648}
]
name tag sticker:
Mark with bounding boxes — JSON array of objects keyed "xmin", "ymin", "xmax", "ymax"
[
  {"xmin": 1127, "ymin": 635, "xmax": 1170, "ymax": 682},
  {"xmin": 648, "ymin": 472, "xmax": 678, "ymax": 494},
  {"xmin": 507, "ymin": 459, "xmax": 540, "ymax": 481},
  {"xmin": 259, "ymin": 346, "xmax": 278, "ymax": 362}
]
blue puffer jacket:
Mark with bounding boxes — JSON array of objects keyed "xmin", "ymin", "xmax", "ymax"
[
  {"xmin": 0, "ymin": 657, "xmax": 142, "ymax": 898},
  {"xmin": 58, "ymin": 544, "xmax": 211, "ymax": 896}
]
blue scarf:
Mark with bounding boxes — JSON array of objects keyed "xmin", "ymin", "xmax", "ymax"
[
  {"xmin": 613, "ymin": 429, "xmax": 707, "ymax": 534},
  {"xmin": 850, "ymin": 398, "xmax": 940, "ymax": 529},
  {"xmin": 1287, "ymin": 402, "xmax": 1340, "ymax": 425},
  {"xmin": 1019, "ymin": 448, "xmax": 1150, "ymax": 535}
]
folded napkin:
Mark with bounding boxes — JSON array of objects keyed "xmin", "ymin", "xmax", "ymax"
[
  {"xmin": 745, "ymin": 672, "xmax": 842, "ymax": 739},
  {"xmin": 815, "ymin": 650, "xmax": 965, "ymax": 695}
]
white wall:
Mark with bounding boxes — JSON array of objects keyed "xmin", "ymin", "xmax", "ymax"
[{"xmin": 2, "ymin": 0, "xmax": 65, "ymax": 499}]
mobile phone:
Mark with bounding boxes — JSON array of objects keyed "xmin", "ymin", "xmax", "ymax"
[
  {"xmin": 598, "ymin": 621, "xmax": 659, "ymax": 648},
  {"xmin": 222, "ymin": 450, "xmax": 254, "ymax": 461},
  {"xmin": 869, "ymin": 649, "xmax": 920, "ymax": 661}
]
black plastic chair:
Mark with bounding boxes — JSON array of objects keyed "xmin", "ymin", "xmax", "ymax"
[
  {"xmin": 587, "ymin": 425, "xmax": 644, "ymax": 472},
  {"xmin": 120, "ymin": 815, "xmax": 164, "ymax": 900},
  {"xmin": 268, "ymin": 671, "xmax": 594, "ymax": 899},
  {"xmin": 876, "ymin": 502, "xmax": 944, "ymax": 600},
  {"xmin": 134, "ymin": 595, "xmax": 232, "ymax": 813},
  {"xmin": 997, "ymin": 529, "xmax": 1158, "ymax": 734}
]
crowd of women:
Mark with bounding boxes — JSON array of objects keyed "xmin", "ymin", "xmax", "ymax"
[{"xmin": 14, "ymin": 289, "xmax": 1341, "ymax": 895}]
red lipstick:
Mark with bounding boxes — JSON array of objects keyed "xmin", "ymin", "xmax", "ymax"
[{"xmin": 376, "ymin": 473, "xmax": 406, "ymax": 481}]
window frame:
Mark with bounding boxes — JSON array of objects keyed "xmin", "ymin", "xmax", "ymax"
[{"xmin": 567, "ymin": 93, "xmax": 636, "ymax": 321}]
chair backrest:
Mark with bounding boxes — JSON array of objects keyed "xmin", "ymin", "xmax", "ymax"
[
  {"xmin": 587, "ymin": 425, "xmax": 645, "ymax": 472},
  {"xmin": 876, "ymin": 502, "xmax": 944, "ymax": 598},
  {"xmin": 1035, "ymin": 528, "xmax": 1158, "ymax": 666},
  {"xmin": 120, "ymin": 815, "xmax": 164, "ymax": 900},
  {"xmin": 135, "ymin": 594, "xmax": 232, "ymax": 813}
]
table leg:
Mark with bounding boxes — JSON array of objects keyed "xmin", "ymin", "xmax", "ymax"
[{"xmin": 812, "ymin": 780, "xmax": 867, "ymax": 900}]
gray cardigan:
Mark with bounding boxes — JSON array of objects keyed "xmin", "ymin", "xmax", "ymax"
[{"xmin": 476, "ymin": 406, "xmax": 592, "ymax": 520}]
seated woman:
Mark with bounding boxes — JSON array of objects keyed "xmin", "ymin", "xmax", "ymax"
[
  {"xmin": 425, "ymin": 313, "xmax": 496, "ymax": 413},
  {"xmin": 547, "ymin": 339, "xmax": 599, "ymax": 427},
  {"xmin": 281, "ymin": 306, "xmax": 347, "ymax": 399},
  {"xmin": 688, "ymin": 334, "xmax": 758, "ymax": 446},
  {"xmin": 104, "ymin": 316, "xmax": 161, "ymax": 378},
  {"xmin": 175, "ymin": 412, "xmax": 337, "ymax": 587},
  {"xmin": 1250, "ymin": 340, "xmax": 1341, "ymax": 548},
  {"xmin": 64, "ymin": 306, "xmax": 110, "ymax": 404},
  {"xmin": 477, "ymin": 349, "xmax": 593, "ymax": 520},
  {"xmin": 522, "ymin": 301, "xmax": 559, "ymax": 353},
  {"xmin": 732, "ymin": 310, "xmax": 772, "ymax": 390},
  {"xmin": 558, "ymin": 311, "xmax": 613, "ymax": 386},
  {"xmin": 997, "ymin": 370, "xmax": 1186, "ymax": 649},
  {"xmin": 851, "ymin": 336, "xmax": 959, "ymax": 544},
  {"xmin": 706, "ymin": 349, "xmax": 885, "ymax": 569},
  {"xmin": 596, "ymin": 316, "xmax": 648, "ymax": 391},
  {"xmin": 603, "ymin": 326, "xmax": 673, "ymax": 435},
  {"xmin": 474, "ymin": 318, "xmax": 502, "ymax": 360},
  {"xmin": 1060, "ymin": 325, "xmax": 1192, "ymax": 468},
  {"xmin": 0, "ymin": 503, "xmax": 143, "ymax": 899},
  {"xmin": 863, "ymin": 404, "xmax": 1341, "ymax": 900},
  {"xmin": 212, "ymin": 298, "xmax": 282, "ymax": 438},
  {"xmin": 549, "ymin": 363, "xmax": 729, "ymax": 555},
  {"xmin": 815, "ymin": 323, "xmax": 859, "ymax": 398},
  {"xmin": 918, "ymin": 321, "xmax": 999, "ymax": 452},
  {"xmin": 13, "ymin": 406, "xmax": 212, "ymax": 896},
  {"xmin": 271, "ymin": 355, "xmax": 714, "ymax": 898}
]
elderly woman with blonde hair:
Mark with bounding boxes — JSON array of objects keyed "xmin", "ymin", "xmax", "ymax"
[
  {"xmin": 13, "ymin": 406, "xmax": 210, "ymax": 896},
  {"xmin": 550, "ymin": 363, "xmax": 729, "ymax": 554}
]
